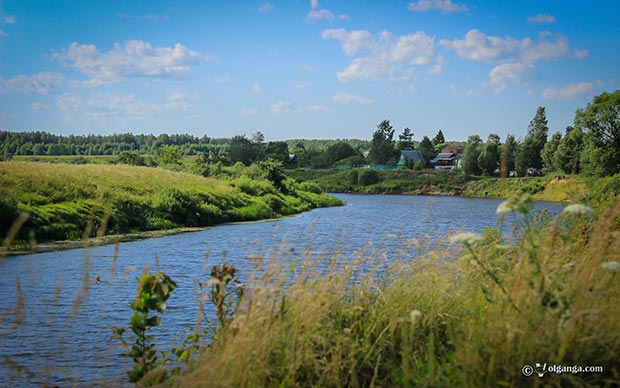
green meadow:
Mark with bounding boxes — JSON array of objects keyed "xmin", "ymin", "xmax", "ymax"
[{"xmin": 0, "ymin": 161, "xmax": 342, "ymax": 249}]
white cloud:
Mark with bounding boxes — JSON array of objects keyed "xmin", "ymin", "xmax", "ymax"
[
  {"xmin": 303, "ymin": 105, "xmax": 330, "ymax": 112},
  {"xmin": 308, "ymin": 9, "xmax": 336, "ymax": 22},
  {"xmin": 258, "ymin": 2, "xmax": 274, "ymax": 13},
  {"xmin": 332, "ymin": 92, "xmax": 373, "ymax": 104},
  {"xmin": 295, "ymin": 82, "xmax": 312, "ymax": 89},
  {"xmin": 527, "ymin": 14, "xmax": 556, "ymax": 23},
  {"xmin": 572, "ymin": 48, "xmax": 589, "ymax": 59},
  {"xmin": 408, "ymin": 0, "xmax": 468, "ymax": 13},
  {"xmin": 322, "ymin": 29, "xmax": 375, "ymax": 55},
  {"xmin": 0, "ymin": 29, "xmax": 6, "ymax": 38},
  {"xmin": 240, "ymin": 108, "xmax": 258, "ymax": 116},
  {"xmin": 271, "ymin": 101, "xmax": 294, "ymax": 113},
  {"xmin": 323, "ymin": 29, "xmax": 438, "ymax": 82},
  {"xmin": 0, "ymin": 72, "xmax": 109, "ymax": 95},
  {"xmin": 307, "ymin": 0, "xmax": 348, "ymax": 22},
  {"xmin": 52, "ymin": 40, "xmax": 202, "ymax": 82},
  {"xmin": 32, "ymin": 102, "xmax": 50, "ymax": 112},
  {"xmin": 488, "ymin": 63, "xmax": 538, "ymax": 92},
  {"xmin": 55, "ymin": 91, "xmax": 195, "ymax": 123},
  {"xmin": 4, "ymin": 15, "xmax": 16, "ymax": 24},
  {"xmin": 542, "ymin": 82, "xmax": 594, "ymax": 99},
  {"xmin": 300, "ymin": 63, "xmax": 317, "ymax": 72},
  {"xmin": 0, "ymin": 72, "xmax": 66, "ymax": 94},
  {"xmin": 251, "ymin": 82, "xmax": 262, "ymax": 93},
  {"xmin": 439, "ymin": 29, "xmax": 570, "ymax": 64}
]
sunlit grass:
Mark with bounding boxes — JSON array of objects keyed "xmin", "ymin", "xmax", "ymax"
[{"xmin": 164, "ymin": 196, "xmax": 620, "ymax": 388}]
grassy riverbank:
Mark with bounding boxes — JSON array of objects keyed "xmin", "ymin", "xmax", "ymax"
[
  {"xmin": 0, "ymin": 161, "xmax": 342, "ymax": 250},
  {"xmin": 289, "ymin": 168, "xmax": 620, "ymax": 207},
  {"xmin": 160, "ymin": 194, "xmax": 620, "ymax": 388}
]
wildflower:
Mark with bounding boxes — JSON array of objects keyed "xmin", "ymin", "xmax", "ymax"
[
  {"xmin": 409, "ymin": 309, "xmax": 422, "ymax": 325},
  {"xmin": 449, "ymin": 232, "xmax": 483, "ymax": 245},
  {"xmin": 496, "ymin": 194, "xmax": 536, "ymax": 215},
  {"xmin": 562, "ymin": 203, "xmax": 595, "ymax": 217},
  {"xmin": 600, "ymin": 261, "xmax": 620, "ymax": 273}
]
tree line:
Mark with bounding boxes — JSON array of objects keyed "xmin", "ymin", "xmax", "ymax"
[
  {"xmin": 365, "ymin": 90, "xmax": 619, "ymax": 178},
  {"xmin": 1, "ymin": 90, "xmax": 618, "ymax": 177}
]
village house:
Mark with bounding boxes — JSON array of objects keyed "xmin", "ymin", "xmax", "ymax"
[{"xmin": 430, "ymin": 145, "xmax": 463, "ymax": 171}]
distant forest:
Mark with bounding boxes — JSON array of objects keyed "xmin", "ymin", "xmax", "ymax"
[{"xmin": 0, "ymin": 131, "xmax": 370, "ymax": 157}]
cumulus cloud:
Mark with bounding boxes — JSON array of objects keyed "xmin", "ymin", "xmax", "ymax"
[
  {"xmin": 408, "ymin": 0, "xmax": 468, "ymax": 13},
  {"xmin": 0, "ymin": 72, "xmax": 67, "ymax": 95},
  {"xmin": 270, "ymin": 101, "xmax": 294, "ymax": 113},
  {"xmin": 32, "ymin": 102, "xmax": 50, "ymax": 112},
  {"xmin": 52, "ymin": 40, "xmax": 202, "ymax": 82},
  {"xmin": 258, "ymin": 2, "xmax": 274, "ymax": 13},
  {"xmin": 4, "ymin": 15, "xmax": 16, "ymax": 24},
  {"xmin": 307, "ymin": 0, "xmax": 348, "ymax": 22},
  {"xmin": 542, "ymin": 82, "xmax": 594, "ymax": 99},
  {"xmin": 0, "ymin": 112, "xmax": 15, "ymax": 124},
  {"xmin": 488, "ymin": 63, "xmax": 538, "ymax": 91},
  {"xmin": 295, "ymin": 81, "xmax": 312, "ymax": 89},
  {"xmin": 527, "ymin": 14, "xmax": 556, "ymax": 23},
  {"xmin": 332, "ymin": 92, "xmax": 373, "ymax": 104},
  {"xmin": 439, "ymin": 29, "xmax": 569, "ymax": 64},
  {"xmin": 440, "ymin": 29, "xmax": 586, "ymax": 93},
  {"xmin": 322, "ymin": 29, "xmax": 439, "ymax": 82},
  {"xmin": 55, "ymin": 91, "xmax": 194, "ymax": 123}
]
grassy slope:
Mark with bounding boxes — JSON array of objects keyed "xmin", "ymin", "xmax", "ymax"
[{"xmin": 0, "ymin": 161, "xmax": 342, "ymax": 245}]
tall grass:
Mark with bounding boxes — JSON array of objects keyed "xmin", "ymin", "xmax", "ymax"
[{"xmin": 163, "ymin": 196, "xmax": 620, "ymax": 388}]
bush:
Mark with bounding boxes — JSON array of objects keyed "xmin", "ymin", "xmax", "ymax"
[
  {"xmin": 358, "ymin": 169, "xmax": 380, "ymax": 185},
  {"xmin": 298, "ymin": 181, "xmax": 323, "ymax": 194}
]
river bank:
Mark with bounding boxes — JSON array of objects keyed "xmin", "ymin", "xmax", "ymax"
[{"xmin": 0, "ymin": 161, "xmax": 343, "ymax": 251}]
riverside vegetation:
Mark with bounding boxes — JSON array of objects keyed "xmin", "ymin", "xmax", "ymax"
[
  {"xmin": 121, "ymin": 191, "xmax": 619, "ymax": 387},
  {"xmin": 0, "ymin": 160, "xmax": 342, "ymax": 252}
]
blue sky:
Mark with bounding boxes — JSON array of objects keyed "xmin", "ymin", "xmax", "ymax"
[{"xmin": 0, "ymin": 0, "xmax": 618, "ymax": 141}]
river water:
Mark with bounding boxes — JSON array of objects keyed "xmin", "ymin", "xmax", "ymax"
[{"xmin": 0, "ymin": 194, "xmax": 563, "ymax": 387}]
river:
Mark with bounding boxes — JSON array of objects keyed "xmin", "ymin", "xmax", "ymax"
[{"xmin": 0, "ymin": 194, "xmax": 563, "ymax": 387}]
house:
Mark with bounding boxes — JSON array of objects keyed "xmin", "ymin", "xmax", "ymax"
[
  {"xmin": 397, "ymin": 149, "xmax": 424, "ymax": 169},
  {"xmin": 430, "ymin": 145, "xmax": 463, "ymax": 171}
]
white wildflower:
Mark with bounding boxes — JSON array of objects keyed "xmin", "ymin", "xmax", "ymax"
[
  {"xmin": 409, "ymin": 309, "xmax": 422, "ymax": 325},
  {"xmin": 449, "ymin": 232, "xmax": 483, "ymax": 245},
  {"xmin": 600, "ymin": 261, "xmax": 620, "ymax": 273},
  {"xmin": 562, "ymin": 204, "xmax": 595, "ymax": 217},
  {"xmin": 496, "ymin": 200, "xmax": 513, "ymax": 214}
]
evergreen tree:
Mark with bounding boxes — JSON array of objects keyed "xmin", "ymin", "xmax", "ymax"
[
  {"xmin": 370, "ymin": 119, "xmax": 396, "ymax": 164},
  {"xmin": 397, "ymin": 127, "xmax": 414, "ymax": 150},
  {"xmin": 516, "ymin": 106, "xmax": 549, "ymax": 174},
  {"xmin": 432, "ymin": 129, "xmax": 445, "ymax": 147}
]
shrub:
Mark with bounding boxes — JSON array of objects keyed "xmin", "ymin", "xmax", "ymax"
[{"xmin": 358, "ymin": 169, "xmax": 380, "ymax": 185}]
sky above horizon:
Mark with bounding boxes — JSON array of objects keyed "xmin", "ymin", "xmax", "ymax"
[{"xmin": 0, "ymin": 0, "xmax": 618, "ymax": 142}]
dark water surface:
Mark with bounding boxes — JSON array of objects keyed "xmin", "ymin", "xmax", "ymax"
[{"xmin": 0, "ymin": 194, "xmax": 563, "ymax": 387}]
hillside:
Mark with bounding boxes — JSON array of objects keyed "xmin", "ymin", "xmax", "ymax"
[{"xmin": 0, "ymin": 161, "xmax": 342, "ymax": 247}]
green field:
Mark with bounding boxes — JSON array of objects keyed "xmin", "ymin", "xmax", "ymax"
[{"xmin": 0, "ymin": 161, "xmax": 342, "ymax": 247}]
